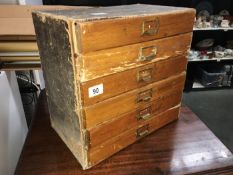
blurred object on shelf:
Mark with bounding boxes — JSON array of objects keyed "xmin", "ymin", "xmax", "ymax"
[
  {"xmin": 226, "ymin": 40, "xmax": 233, "ymax": 49},
  {"xmin": 214, "ymin": 45, "xmax": 225, "ymax": 52},
  {"xmin": 198, "ymin": 10, "xmax": 210, "ymax": 18},
  {"xmin": 225, "ymin": 49, "xmax": 233, "ymax": 56},
  {"xmin": 196, "ymin": 38, "xmax": 214, "ymax": 50},
  {"xmin": 219, "ymin": 10, "xmax": 230, "ymax": 16},
  {"xmin": 196, "ymin": 1, "xmax": 213, "ymax": 16},
  {"xmin": 214, "ymin": 51, "xmax": 225, "ymax": 58},
  {"xmin": 188, "ymin": 44, "xmax": 233, "ymax": 62},
  {"xmin": 221, "ymin": 19, "xmax": 230, "ymax": 27},
  {"xmin": 195, "ymin": 64, "xmax": 233, "ymax": 87},
  {"xmin": 188, "ymin": 50, "xmax": 200, "ymax": 60},
  {"xmin": 194, "ymin": 10, "xmax": 233, "ymax": 29},
  {"xmin": 213, "ymin": 45, "xmax": 225, "ymax": 58}
]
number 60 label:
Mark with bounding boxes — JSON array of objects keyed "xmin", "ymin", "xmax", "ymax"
[{"xmin": 88, "ymin": 84, "xmax": 104, "ymax": 98}]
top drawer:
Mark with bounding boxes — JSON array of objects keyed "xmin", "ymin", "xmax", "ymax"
[{"xmin": 34, "ymin": 4, "xmax": 195, "ymax": 53}]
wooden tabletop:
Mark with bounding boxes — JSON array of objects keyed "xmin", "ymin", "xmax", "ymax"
[{"xmin": 15, "ymin": 91, "xmax": 233, "ymax": 175}]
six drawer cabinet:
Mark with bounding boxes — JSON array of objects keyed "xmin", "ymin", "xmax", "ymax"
[{"xmin": 32, "ymin": 4, "xmax": 195, "ymax": 169}]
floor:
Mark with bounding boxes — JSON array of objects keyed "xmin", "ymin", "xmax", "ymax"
[{"xmin": 182, "ymin": 88, "xmax": 233, "ymax": 153}]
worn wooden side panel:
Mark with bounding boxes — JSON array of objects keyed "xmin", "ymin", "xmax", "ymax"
[
  {"xmin": 32, "ymin": 13, "xmax": 85, "ymax": 167},
  {"xmin": 89, "ymin": 92, "xmax": 182, "ymax": 147},
  {"xmin": 88, "ymin": 106, "xmax": 180, "ymax": 166},
  {"xmin": 81, "ymin": 55, "xmax": 187, "ymax": 106},
  {"xmin": 84, "ymin": 73, "xmax": 186, "ymax": 129},
  {"xmin": 77, "ymin": 10, "xmax": 195, "ymax": 53},
  {"xmin": 79, "ymin": 33, "xmax": 192, "ymax": 81}
]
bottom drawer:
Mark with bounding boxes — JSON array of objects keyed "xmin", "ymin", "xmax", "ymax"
[{"xmin": 88, "ymin": 106, "xmax": 180, "ymax": 166}]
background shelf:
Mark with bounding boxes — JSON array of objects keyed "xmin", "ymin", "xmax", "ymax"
[
  {"xmin": 188, "ymin": 56, "xmax": 233, "ymax": 62},
  {"xmin": 194, "ymin": 27, "xmax": 233, "ymax": 31}
]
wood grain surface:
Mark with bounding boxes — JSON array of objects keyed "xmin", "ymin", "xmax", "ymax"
[
  {"xmin": 75, "ymin": 5, "xmax": 195, "ymax": 53},
  {"xmin": 88, "ymin": 106, "xmax": 180, "ymax": 166},
  {"xmin": 15, "ymin": 91, "xmax": 233, "ymax": 175},
  {"xmin": 88, "ymin": 92, "xmax": 182, "ymax": 148},
  {"xmin": 84, "ymin": 73, "xmax": 185, "ymax": 129},
  {"xmin": 81, "ymin": 56, "xmax": 187, "ymax": 106},
  {"xmin": 79, "ymin": 33, "xmax": 192, "ymax": 81}
]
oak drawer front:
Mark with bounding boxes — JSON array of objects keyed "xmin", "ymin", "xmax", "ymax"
[
  {"xmin": 75, "ymin": 6, "xmax": 195, "ymax": 53},
  {"xmin": 88, "ymin": 92, "xmax": 182, "ymax": 148},
  {"xmin": 84, "ymin": 73, "xmax": 185, "ymax": 129},
  {"xmin": 80, "ymin": 33, "xmax": 192, "ymax": 81},
  {"xmin": 81, "ymin": 55, "xmax": 187, "ymax": 106},
  {"xmin": 88, "ymin": 106, "xmax": 180, "ymax": 166}
]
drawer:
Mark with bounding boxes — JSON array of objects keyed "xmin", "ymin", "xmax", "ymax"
[
  {"xmin": 87, "ymin": 91, "xmax": 182, "ymax": 148},
  {"xmin": 83, "ymin": 73, "xmax": 186, "ymax": 129},
  {"xmin": 80, "ymin": 33, "xmax": 192, "ymax": 81},
  {"xmin": 81, "ymin": 55, "xmax": 187, "ymax": 106},
  {"xmin": 73, "ymin": 5, "xmax": 195, "ymax": 53},
  {"xmin": 88, "ymin": 106, "xmax": 180, "ymax": 166}
]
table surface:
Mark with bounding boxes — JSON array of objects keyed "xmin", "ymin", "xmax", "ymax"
[{"xmin": 15, "ymin": 91, "xmax": 233, "ymax": 175}]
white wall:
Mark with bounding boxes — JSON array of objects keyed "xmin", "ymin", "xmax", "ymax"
[
  {"xmin": 0, "ymin": 71, "xmax": 28, "ymax": 175},
  {"xmin": 33, "ymin": 70, "xmax": 45, "ymax": 90}
]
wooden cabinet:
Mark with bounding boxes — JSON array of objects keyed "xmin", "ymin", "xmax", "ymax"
[{"xmin": 32, "ymin": 4, "xmax": 195, "ymax": 169}]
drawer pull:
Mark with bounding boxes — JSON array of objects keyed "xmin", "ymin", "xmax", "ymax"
[
  {"xmin": 142, "ymin": 18, "xmax": 159, "ymax": 35},
  {"xmin": 137, "ymin": 106, "xmax": 152, "ymax": 120},
  {"xmin": 137, "ymin": 68, "xmax": 153, "ymax": 83},
  {"xmin": 139, "ymin": 46, "xmax": 157, "ymax": 61},
  {"xmin": 137, "ymin": 89, "xmax": 152, "ymax": 103},
  {"xmin": 136, "ymin": 124, "xmax": 149, "ymax": 138}
]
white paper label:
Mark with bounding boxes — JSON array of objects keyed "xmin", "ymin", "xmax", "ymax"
[{"xmin": 88, "ymin": 84, "xmax": 103, "ymax": 98}]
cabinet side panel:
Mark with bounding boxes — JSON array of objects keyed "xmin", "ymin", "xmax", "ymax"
[{"xmin": 32, "ymin": 13, "xmax": 84, "ymax": 166}]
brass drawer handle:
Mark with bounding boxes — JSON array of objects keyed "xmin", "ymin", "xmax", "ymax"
[
  {"xmin": 137, "ymin": 89, "xmax": 152, "ymax": 103},
  {"xmin": 137, "ymin": 106, "xmax": 152, "ymax": 120},
  {"xmin": 139, "ymin": 46, "xmax": 157, "ymax": 61},
  {"xmin": 137, "ymin": 68, "xmax": 153, "ymax": 83},
  {"xmin": 136, "ymin": 124, "xmax": 149, "ymax": 138},
  {"xmin": 142, "ymin": 18, "xmax": 159, "ymax": 36},
  {"xmin": 138, "ymin": 130, "xmax": 149, "ymax": 137}
]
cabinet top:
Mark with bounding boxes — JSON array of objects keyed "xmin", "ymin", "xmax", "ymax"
[{"xmin": 33, "ymin": 4, "xmax": 194, "ymax": 22}]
